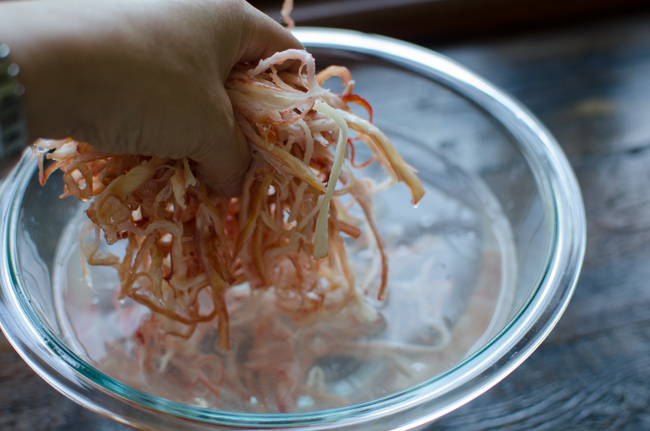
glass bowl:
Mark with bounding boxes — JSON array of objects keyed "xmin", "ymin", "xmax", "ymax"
[{"xmin": 0, "ymin": 28, "xmax": 585, "ymax": 430}]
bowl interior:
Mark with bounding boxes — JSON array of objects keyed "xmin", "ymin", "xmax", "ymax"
[{"xmin": 0, "ymin": 29, "xmax": 582, "ymax": 431}]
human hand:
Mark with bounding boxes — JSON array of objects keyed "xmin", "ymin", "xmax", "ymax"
[{"xmin": 0, "ymin": 0, "xmax": 302, "ymax": 193}]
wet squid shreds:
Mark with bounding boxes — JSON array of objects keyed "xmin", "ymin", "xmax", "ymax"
[{"xmin": 34, "ymin": 49, "xmax": 424, "ymax": 351}]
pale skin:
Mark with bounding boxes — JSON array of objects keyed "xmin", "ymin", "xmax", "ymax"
[{"xmin": 0, "ymin": 0, "xmax": 302, "ymax": 194}]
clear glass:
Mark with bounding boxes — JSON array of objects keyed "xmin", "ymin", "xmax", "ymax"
[{"xmin": 0, "ymin": 28, "xmax": 585, "ymax": 430}]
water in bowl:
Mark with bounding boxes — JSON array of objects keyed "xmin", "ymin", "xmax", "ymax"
[{"xmin": 51, "ymin": 143, "xmax": 516, "ymax": 413}]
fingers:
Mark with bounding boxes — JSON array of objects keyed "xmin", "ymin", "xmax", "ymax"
[
  {"xmin": 238, "ymin": 3, "xmax": 303, "ymax": 64},
  {"xmin": 194, "ymin": 121, "xmax": 251, "ymax": 196},
  {"xmin": 192, "ymin": 1, "xmax": 300, "ymax": 195}
]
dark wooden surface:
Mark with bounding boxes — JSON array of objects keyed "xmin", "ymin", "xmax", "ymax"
[
  {"xmin": 251, "ymin": 0, "xmax": 650, "ymax": 41},
  {"xmin": 4, "ymin": 11, "xmax": 650, "ymax": 431}
]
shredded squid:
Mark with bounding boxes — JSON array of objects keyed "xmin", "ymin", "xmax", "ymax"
[{"xmin": 35, "ymin": 49, "xmax": 424, "ymax": 352}]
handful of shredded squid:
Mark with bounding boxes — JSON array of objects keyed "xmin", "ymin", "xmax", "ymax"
[{"xmin": 35, "ymin": 49, "xmax": 424, "ymax": 350}]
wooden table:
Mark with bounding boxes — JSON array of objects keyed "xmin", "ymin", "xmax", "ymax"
[{"xmin": 3, "ymin": 11, "xmax": 650, "ymax": 431}]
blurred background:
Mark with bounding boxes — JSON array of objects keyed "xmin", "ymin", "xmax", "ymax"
[{"xmin": 249, "ymin": 0, "xmax": 650, "ymax": 42}]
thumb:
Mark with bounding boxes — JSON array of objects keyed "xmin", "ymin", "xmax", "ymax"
[{"xmin": 194, "ymin": 122, "xmax": 251, "ymax": 196}]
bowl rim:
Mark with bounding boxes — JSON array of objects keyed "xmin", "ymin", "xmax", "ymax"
[{"xmin": 0, "ymin": 27, "xmax": 586, "ymax": 430}]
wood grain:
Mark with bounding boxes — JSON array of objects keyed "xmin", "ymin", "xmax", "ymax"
[
  {"xmin": 429, "ymin": 13, "xmax": 650, "ymax": 431},
  {"xmin": 4, "ymin": 10, "xmax": 650, "ymax": 431},
  {"xmin": 0, "ymin": 334, "xmax": 124, "ymax": 431}
]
